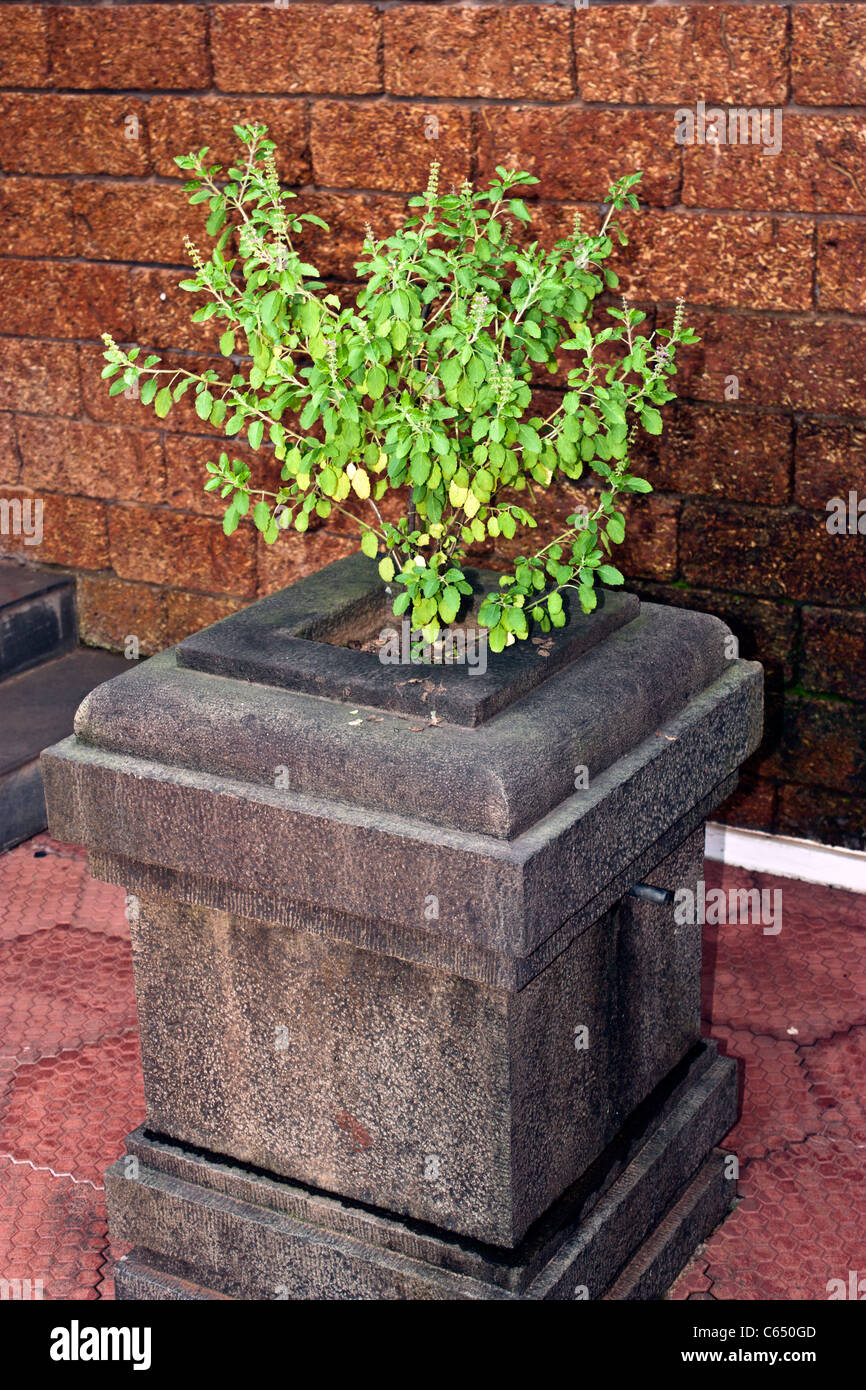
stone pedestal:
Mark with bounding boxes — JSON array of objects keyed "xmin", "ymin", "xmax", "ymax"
[{"xmin": 42, "ymin": 553, "xmax": 763, "ymax": 1299}]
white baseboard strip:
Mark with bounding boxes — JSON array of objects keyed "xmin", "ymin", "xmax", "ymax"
[{"xmin": 705, "ymin": 822, "xmax": 866, "ymax": 895}]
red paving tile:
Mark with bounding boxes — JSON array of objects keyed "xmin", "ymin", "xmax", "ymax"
[
  {"xmin": 681, "ymin": 1135, "xmax": 866, "ymax": 1301},
  {"xmin": 670, "ymin": 861, "xmax": 866, "ymax": 1302},
  {"xmin": 0, "ymin": 835, "xmax": 864, "ymax": 1301},
  {"xmin": 700, "ymin": 864, "xmax": 866, "ymax": 1043},
  {"xmin": 2, "ymin": 1036, "xmax": 145, "ymax": 1189},
  {"xmin": 711, "ymin": 1026, "xmax": 825, "ymax": 1161},
  {"xmin": 800, "ymin": 1028, "xmax": 866, "ymax": 1146},
  {"xmin": 0, "ymin": 837, "xmax": 141, "ymax": 1303},
  {"xmin": 0, "ymin": 1158, "xmax": 109, "ymax": 1300},
  {"xmin": 0, "ymin": 925, "xmax": 138, "ymax": 1072}
]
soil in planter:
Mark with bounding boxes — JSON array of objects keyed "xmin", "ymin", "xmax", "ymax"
[
  {"xmin": 308, "ymin": 589, "xmax": 481, "ymax": 656},
  {"xmin": 306, "ymin": 586, "xmax": 556, "ymax": 668},
  {"xmin": 317, "ymin": 597, "xmax": 555, "ymax": 663}
]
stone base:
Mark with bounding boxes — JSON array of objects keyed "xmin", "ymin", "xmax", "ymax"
[{"xmin": 107, "ymin": 1040, "xmax": 739, "ymax": 1301}]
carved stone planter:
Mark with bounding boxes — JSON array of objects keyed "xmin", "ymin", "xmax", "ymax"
[{"xmin": 43, "ymin": 553, "xmax": 763, "ymax": 1299}]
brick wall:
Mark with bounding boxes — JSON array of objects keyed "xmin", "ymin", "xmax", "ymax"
[{"xmin": 0, "ymin": 1, "xmax": 864, "ymax": 847}]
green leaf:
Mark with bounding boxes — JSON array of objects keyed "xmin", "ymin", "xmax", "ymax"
[
  {"xmin": 413, "ymin": 596, "xmax": 437, "ymax": 626},
  {"xmin": 252, "ymin": 500, "xmax": 270, "ymax": 532},
  {"xmin": 391, "ymin": 288, "xmax": 410, "ymax": 320},
  {"xmin": 248, "ymin": 419, "xmax": 264, "ymax": 450},
  {"xmin": 206, "ymin": 205, "xmax": 226, "ymax": 237},
  {"xmin": 579, "ymin": 585, "xmax": 598, "ymax": 614},
  {"xmin": 438, "ymin": 586, "xmax": 461, "ymax": 624},
  {"xmin": 366, "ymin": 365, "xmax": 387, "ymax": 400},
  {"xmin": 517, "ymin": 424, "xmax": 542, "ymax": 452},
  {"xmin": 478, "ymin": 598, "xmax": 500, "ymax": 627},
  {"xmin": 259, "ymin": 290, "xmax": 282, "ymax": 329},
  {"xmin": 195, "ymin": 390, "xmax": 213, "ymax": 421},
  {"xmin": 154, "ymin": 387, "xmax": 172, "ymax": 419},
  {"xmin": 640, "ymin": 407, "xmax": 663, "ymax": 435},
  {"xmin": 299, "ymin": 399, "xmax": 319, "ymax": 430},
  {"xmin": 361, "ymin": 530, "xmax": 378, "ymax": 559},
  {"xmin": 466, "ymin": 355, "xmax": 486, "ymax": 387},
  {"xmin": 378, "ymin": 556, "xmax": 395, "ymax": 583},
  {"xmin": 471, "ymin": 418, "xmax": 488, "ymax": 442},
  {"xmin": 410, "ymin": 454, "xmax": 431, "ymax": 486},
  {"xmin": 596, "ymin": 564, "xmax": 624, "ymax": 585},
  {"xmin": 219, "ymin": 330, "xmax": 235, "ymax": 357},
  {"xmin": 440, "ymin": 357, "xmax": 461, "ymax": 392},
  {"xmin": 505, "ymin": 607, "xmax": 528, "ymax": 638}
]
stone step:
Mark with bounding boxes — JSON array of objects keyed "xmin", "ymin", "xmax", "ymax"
[
  {"xmin": 0, "ymin": 647, "xmax": 127, "ymax": 851},
  {"xmin": 113, "ymin": 1156, "xmax": 733, "ymax": 1304},
  {"xmin": 105, "ymin": 1041, "xmax": 739, "ymax": 1300},
  {"xmin": 0, "ymin": 562, "xmax": 77, "ymax": 680},
  {"xmin": 604, "ymin": 1152, "xmax": 732, "ymax": 1300}
]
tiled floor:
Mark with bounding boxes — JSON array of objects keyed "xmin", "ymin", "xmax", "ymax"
[{"xmin": 0, "ymin": 833, "xmax": 864, "ymax": 1300}]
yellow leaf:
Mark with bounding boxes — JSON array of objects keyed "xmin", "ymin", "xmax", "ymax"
[
  {"xmin": 464, "ymin": 491, "xmax": 481, "ymax": 519},
  {"xmin": 351, "ymin": 468, "xmax": 371, "ymax": 499},
  {"xmin": 449, "ymin": 481, "xmax": 469, "ymax": 508}
]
